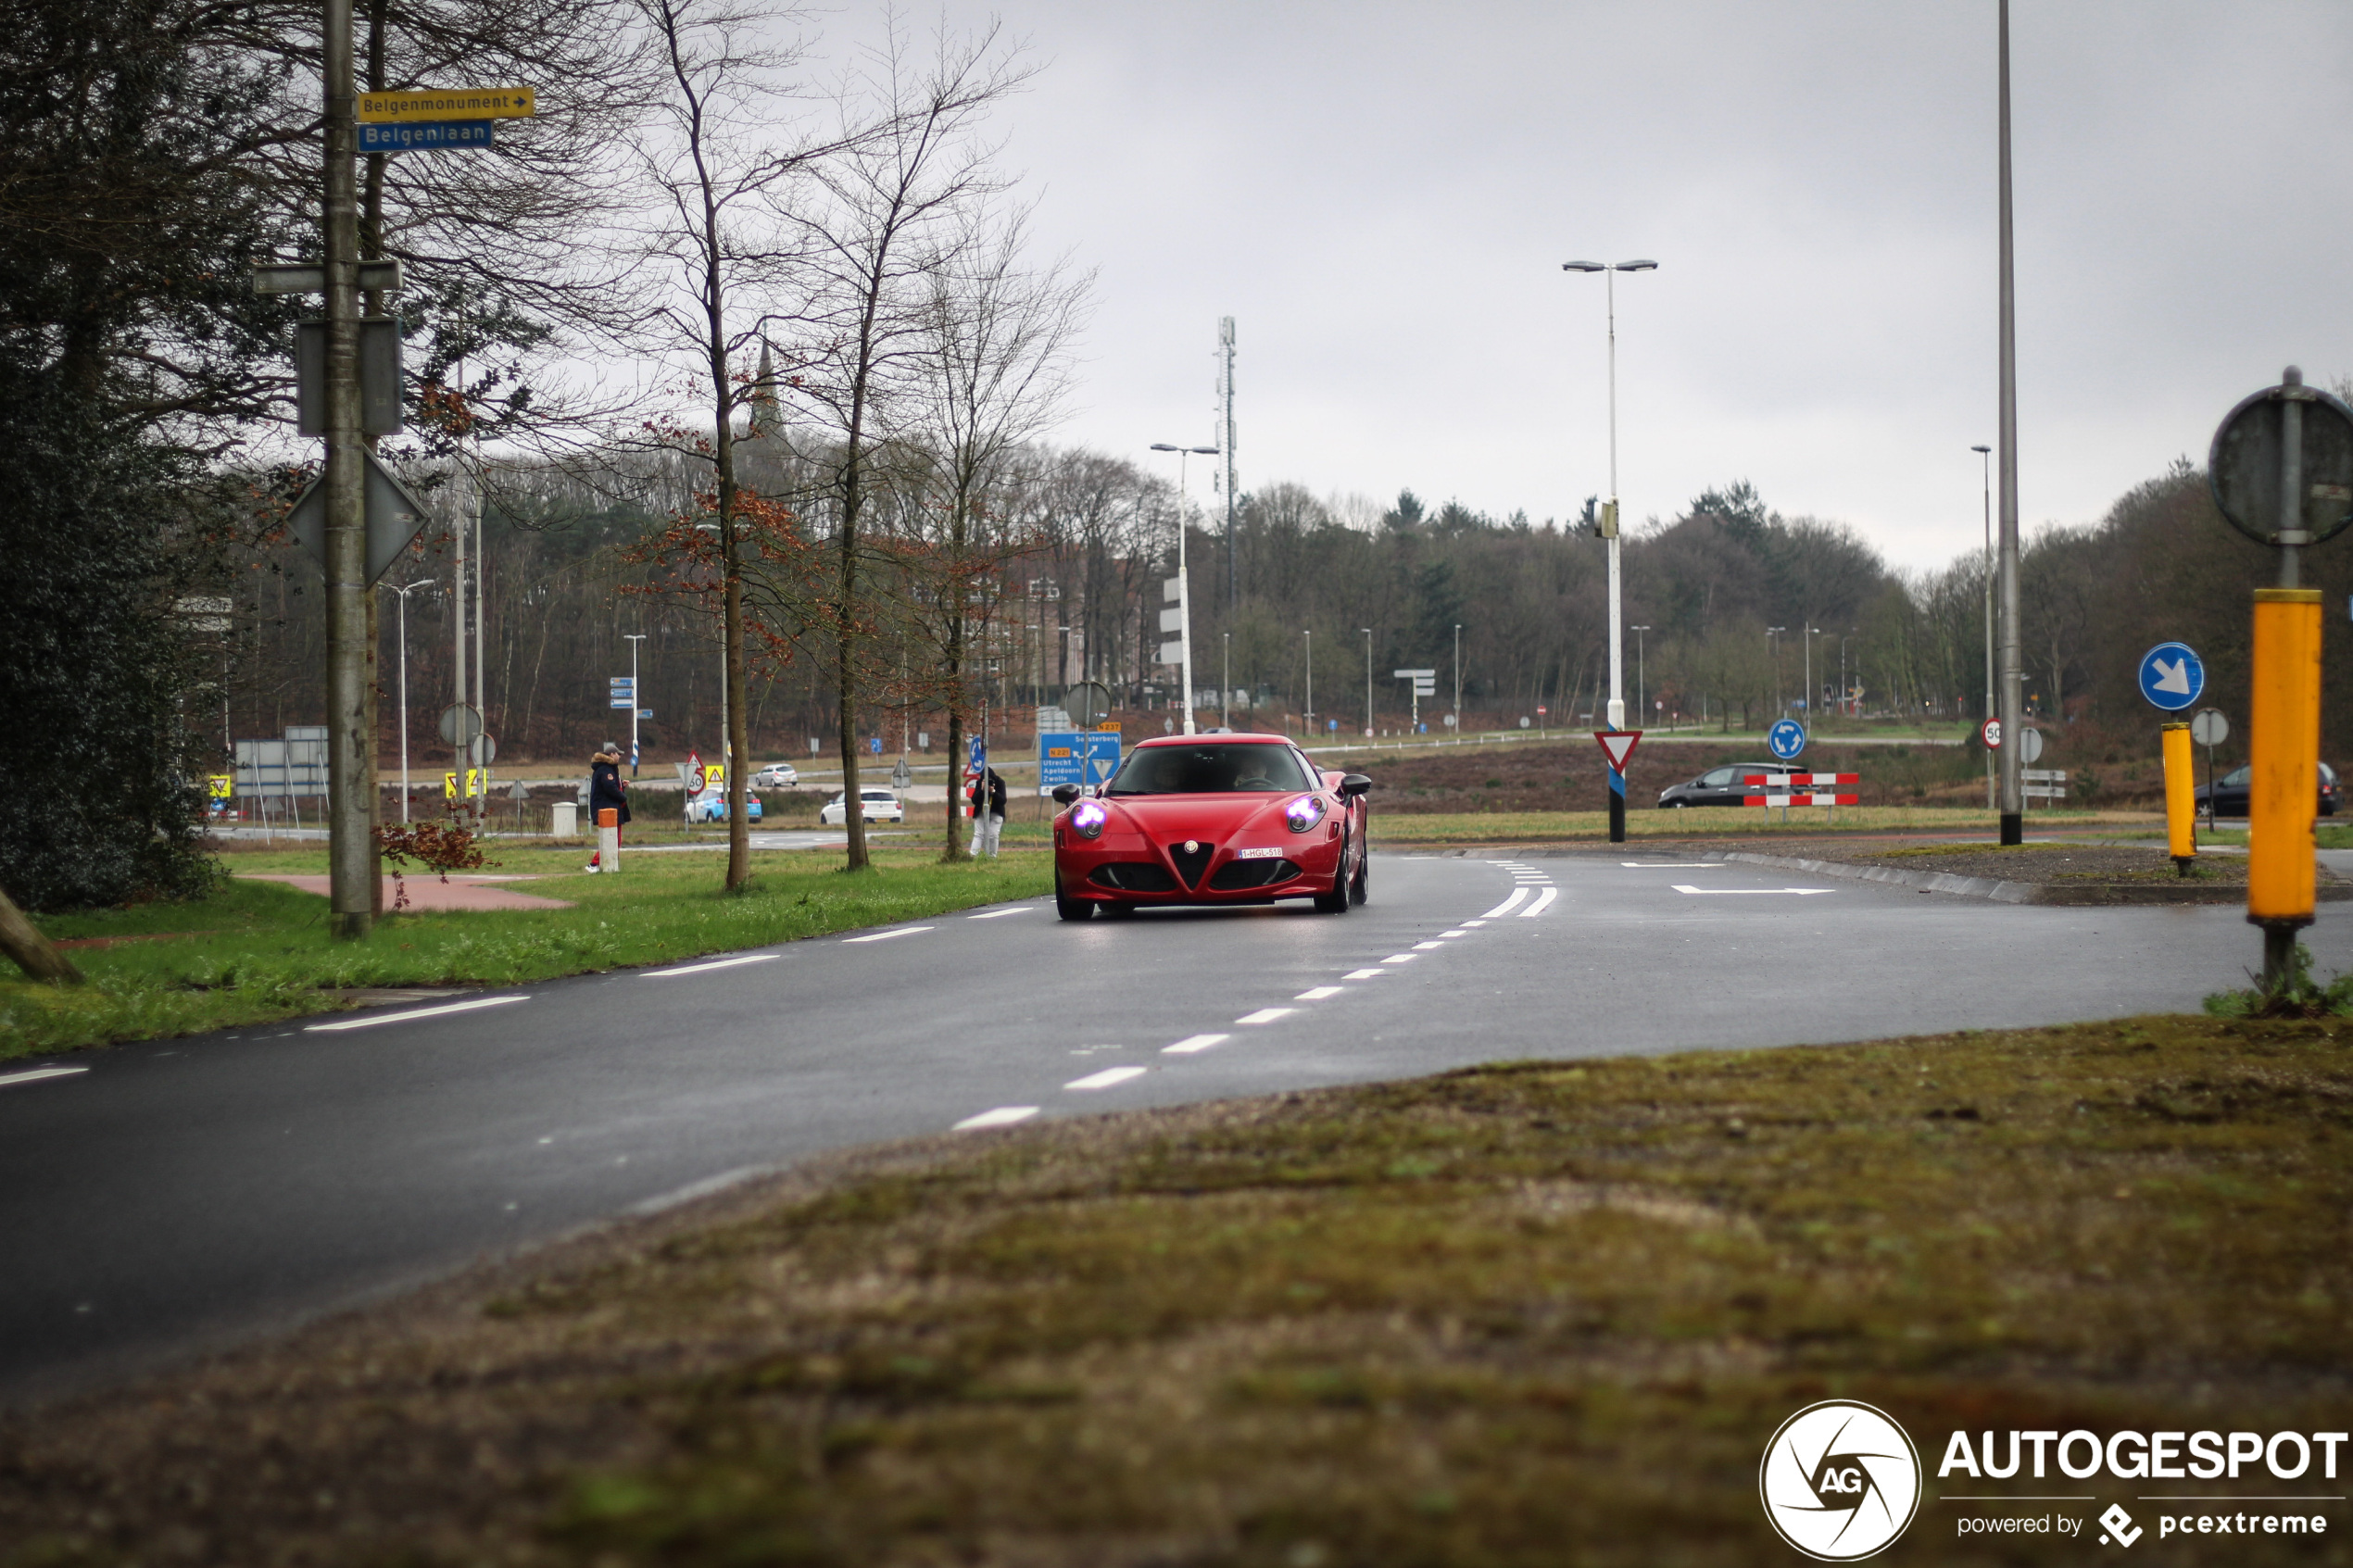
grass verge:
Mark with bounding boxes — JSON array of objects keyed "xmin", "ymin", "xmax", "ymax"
[
  {"xmin": 3, "ymin": 848, "xmax": 1050, "ymax": 1060},
  {"xmin": 5, "ymin": 1014, "xmax": 2347, "ymax": 1565}
]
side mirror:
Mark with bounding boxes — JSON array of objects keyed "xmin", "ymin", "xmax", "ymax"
[
  {"xmin": 1051, "ymin": 783, "xmax": 1081, "ymax": 807},
  {"xmin": 1338, "ymin": 773, "xmax": 1372, "ymax": 800}
]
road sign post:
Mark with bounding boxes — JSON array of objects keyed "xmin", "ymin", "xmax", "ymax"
[
  {"xmin": 2190, "ymin": 709, "xmax": 2229, "ymax": 822},
  {"xmin": 2208, "ymin": 368, "xmax": 2353, "ymax": 991},
  {"xmin": 1593, "ymin": 730, "xmax": 1642, "ymax": 843}
]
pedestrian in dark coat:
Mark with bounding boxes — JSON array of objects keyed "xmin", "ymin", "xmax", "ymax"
[{"xmin": 586, "ymin": 743, "xmax": 630, "ymax": 871}]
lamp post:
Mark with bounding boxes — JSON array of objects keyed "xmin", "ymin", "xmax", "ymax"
[
  {"xmin": 1561, "ymin": 257, "xmax": 1657, "ymax": 735},
  {"xmin": 380, "ymin": 578, "xmax": 434, "ymax": 822},
  {"xmin": 623, "ymin": 633, "xmax": 647, "ymax": 776},
  {"xmin": 1768, "ymin": 626, "xmax": 1788, "ymax": 717},
  {"xmin": 1452, "ymin": 622, "xmax": 1462, "ymax": 739},
  {"xmin": 1629, "ymin": 625, "xmax": 1651, "ymax": 733},
  {"xmin": 1360, "ymin": 627, "xmax": 1373, "ymax": 737},
  {"xmin": 1150, "ymin": 442, "xmax": 1219, "ymax": 735},
  {"xmin": 1972, "ymin": 442, "xmax": 1994, "ymax": 808},
  {"xmin": 1221, "ymin": 632, "xmax": 1230, "ymax": 729},
  {"xmin": 1994, "ymin": 0, "xmax": 2024, "ymax": 846},
  {"xmin": 1302, "ymin": 628, "xmax": 1313, "ymax": 740},
  {"xmin": 1838, "ymin": 631, "xmax": 1856, "ymax": 721}
]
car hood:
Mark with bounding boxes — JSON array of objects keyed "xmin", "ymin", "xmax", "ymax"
[{"xmin": 1093, "ymin": 792, "xmax": 1313, "ymax": 842}]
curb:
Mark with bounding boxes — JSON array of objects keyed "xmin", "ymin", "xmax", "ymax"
[{"xmin": 1699, "ymin": 849, "xmax": 2353, "ymax": 906}]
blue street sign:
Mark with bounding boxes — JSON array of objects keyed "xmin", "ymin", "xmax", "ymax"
[
  {"xmin": 870, "ymin": 736, "xmax": 883, "ymax": 755},
  {"xmin": 359, "ymin": 119, "xmax": 494, "ymax": 153},
  {"xmin": 968, "ymin": 735, "xmax": 987, "ymax": 775},
  {"xmin": 2138, "ymin": 641, "xmax": 2205, "ymax": 711},
  {"xmin": 1038, "ymin": 732, "xmax": 1121, "ymax": 793},
  {"xmin": 1768, "ymin": 718, "xmax": 1807, "ymax": 760}
]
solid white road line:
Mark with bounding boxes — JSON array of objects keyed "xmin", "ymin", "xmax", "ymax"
[
  {"xmin": 305, "ymin": 995, "xmax": 530, "ymax": 1033},
  {"xmin": 0, "ymin": 1066, "xmax": 88, "ymax": 1090},
  {"xmin": 966, "ymin": 907, "xmax": 1031, "ymax": 919},
  {"xmin": 1064, "ymin": 1065, "xmax": 1147, "ymax": 1091},
  {"xmin": 1622, "ymin": 862, "xmax": 1718, "ymax": 868},
  {"xmin": 1479, "ymin": 888, "xmax": 1530, "ymax": 918},
  {"xmin": 642, "ymin": 953, "xmax": 778, "ymax": 978},
  {"xmin": 1162, "ymin": 1033, "xmax": 1230, "ymax": 1054},
  {"xmin": 1518, "ymin": 887, "xmax": 1560, "ymax": 917},
  {"xmin": 1236, "ymin": 1007, "xmax": 1297, "ymax": 1024},
  {"xmin": 1413, "ymin": 940, "xmax": 1447, "ymax": 950},
  {"xmin": 1670, "ymin": 885, "xmax": 1834, "ymax": 897},
  {"xmin": 1294, "ymin": 985, "xmax": 1344, "ymax": 1000},
  {"xmin": 953, "ymin": 1106, "xmax": 1039, "ymax": 1130},
  {"xmin": 1380, "ymin": 954, "xmax": 1417, "ymax": 964},
  {"xmin": 1342, "ymin": 969, "xmax": 1389, "ymax": 980},
  {"xmin": 843, "ymin": 925, "xmax": 935, "ymax": 943}
]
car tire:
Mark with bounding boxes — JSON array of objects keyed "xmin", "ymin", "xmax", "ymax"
[
  {"xmin": 1315, "ymin": 834, "xmax": 1353, "ymax": 914},
  {"xmin": 1349, "ymin": 844, "xmax": 1369, "ymax": 906},
  {"xmin": 1054, "ymin": 872, "xmax": 1094, "ymax": 922}
]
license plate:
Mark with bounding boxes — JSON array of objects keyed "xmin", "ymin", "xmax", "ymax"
[{"xmin": 1237, "ymin": 846, "xmax": 1281, "ymax": 859}]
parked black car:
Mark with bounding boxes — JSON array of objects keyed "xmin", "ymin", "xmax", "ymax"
[
  {"xmin": 1657, "ymin": 763, "xmax": 1801, "ymax": 809},
  {"xmin": 2193, "ymin": 761, "xmax": 2339, "ymax": 820}
]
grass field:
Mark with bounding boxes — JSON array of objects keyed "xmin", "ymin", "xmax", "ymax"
[
  {"xmin": 6, "ymin": 1012, "xmax": 2347, "ymax": 1565},
  {"xmin": 4, "ymin": 847, "xmax": 1051, "ymax": 1060}
]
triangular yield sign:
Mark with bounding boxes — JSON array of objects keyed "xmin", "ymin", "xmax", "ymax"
[{"xmin": 1593, "ymin": 730, "xmax": 1642, "ymax": 772}]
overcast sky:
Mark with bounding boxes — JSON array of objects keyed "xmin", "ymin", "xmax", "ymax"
[{"xmin": 822, "ymin": 2, "xmax": 2353, "ymax": 571}]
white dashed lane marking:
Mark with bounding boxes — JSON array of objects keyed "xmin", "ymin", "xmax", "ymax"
[
  {"xmin": 1519, "ymin": 887, "xmax": 1560, "ymax": 917},
  {"xmin": 1381, "ymin": 954, "xmax": 1417, "ymax": 964},
  {"xmin": 954, "ymin": 1106, "xmax": 1038, "ymax": 1130},
  {"xmin": 306, "ymin": 995, "xmax": 530, "ymax": 1032},
  {"xmin": 1162, "ymin": 1034, "xmax": 1229, "ymax": 1054},
  {"xmin": 1064, "ymin": 1066, "xmax": 1147, "ymax": 1091},
  {"xmin": 966, "ymin": 907, "xmax": 1032, "ymax": 919},
  {"xmin": 1342, "ymin": 969, "xmax": 1389, "ymax": 980},
  {"xmin": 842, "ymin": 925, "xmax": 934, "ymax": 943},
  {"xmin": 0, "ymin": 1066, "xmax": 87, "ymax": 1090},
  {"xmin": 1295, "ymin": 985, "xmax": 1344, "ymax": 1000},
  {"xmin": 1413, "ymin": 940, "xmax": 1447, "ymax": 950},
  {"xmin": 1237, "ymin": 1007, "xmax": 1297, "ymax": 1025},
  {"xmin": 643, "ymin": 953, "xmax": 777, "ymax": 978}
]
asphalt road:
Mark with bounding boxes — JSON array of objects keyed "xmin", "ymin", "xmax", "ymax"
[{"xmin": 6, "ymin": 847, "xmax": 2348, "ymax": 1409}]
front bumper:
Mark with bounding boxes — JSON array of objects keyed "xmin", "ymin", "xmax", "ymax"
[{"xmin": 1054, "ymin": 822, "xmax": 1346, "ymax": 905}]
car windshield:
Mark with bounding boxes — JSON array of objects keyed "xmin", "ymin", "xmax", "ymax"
[{"xmin": 1107, "ymin": 744, "xmax": 1315, "ymax": 796}]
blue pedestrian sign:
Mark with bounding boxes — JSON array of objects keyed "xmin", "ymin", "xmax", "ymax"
[
  {"xmin": 1767, "ymin": 718, "xmax": 1807, "ymax": 760},
  {"xmin": 2138, "ymin": 642, "xmax": 2204, "ymax": 711}
]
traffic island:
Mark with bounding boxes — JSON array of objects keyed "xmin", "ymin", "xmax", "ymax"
[
  {"xmin": 1637, "ymin": 840, "xmax": 2352, "ymax": 906},
  {"xmin": 3, "ymin": 1015, "xmax": 2347, "ymax": 1565}
]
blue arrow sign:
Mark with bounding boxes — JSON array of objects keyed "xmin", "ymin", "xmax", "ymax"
[
  {"xmin": 1768, "ymin": 718, "xmax": 1807, "ymax": 761},
  {"xmin": 2138, "ymin": 642, "xmax": 2205, "ymax": 711}
]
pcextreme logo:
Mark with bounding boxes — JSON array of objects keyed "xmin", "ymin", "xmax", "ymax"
[{"xmin": 1762, "ymin": 1400, "xmax": 1924, "ymax": 1561}]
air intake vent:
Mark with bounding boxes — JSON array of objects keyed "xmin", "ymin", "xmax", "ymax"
[
  {"xmin": 1088, "ymin": 862, "xmax": 1176, "ymax": 893},
  {"xmin": 1207, "ymin": 858, "xmax": 1299, "ymax": 890},
  {"xmin": 1169, "ymin": 841, "xmax": 1214, "ymax": 888}
]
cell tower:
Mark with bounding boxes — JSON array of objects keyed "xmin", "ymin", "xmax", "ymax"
[{"xmin": 1218, "ymin": 317, "xmax": 1238, "ymax": 611}]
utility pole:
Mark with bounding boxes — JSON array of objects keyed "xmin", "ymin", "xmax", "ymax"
[
  {"xmin": 1453, "ymin": 622, "xmax": 1462, "ymax": 738},
  {"xmin": 1302, "ymin": 628, "xmax": 1313, "ymax": 739},
  {"xmin": 383, "ymin": 579, "xmax": 432, "ymax": 822},
  {"xmin": 1974, "ymin": 443, "xmax": 1994, "ymax": 808},
  {"xmin": 1360, "ymin": 628, "xmax": 1373, "ymax": 736},
  {"xmin": 1220, "ymin": 317, "xmax": 1238, "ymax": 614},
  {"xmin": 1995, "ymin": 0, "xmax": 2025, "ymax": 846},
  {"xmin": 321, "ymin": 0, "xmax": 371, "ymax": 938},
  {"xmin": 624, "ymin": 633, "xmax": 648, "ymax": 775}
]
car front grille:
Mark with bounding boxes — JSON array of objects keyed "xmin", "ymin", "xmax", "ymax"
[
  {"xmin": 1089, "ymin": 862, "xmax": 1177, "ymax": 893},
  {"xmin": 1169, "ymin": 842, "xmax": 1214, "ymax": 888},
  {"xmin": 1207, "ymin": 858, "xmax": 1299, "ymax": 890}
]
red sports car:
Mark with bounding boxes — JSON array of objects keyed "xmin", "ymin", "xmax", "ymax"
[{"xmin": 1050, "ymin": 734, "xmax": 1370, "ymax": 920}]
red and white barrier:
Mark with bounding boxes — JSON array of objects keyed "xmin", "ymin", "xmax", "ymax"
[{"xmin": 1743, "ymin": 773, "xmax": 1858, "ymax": 807}]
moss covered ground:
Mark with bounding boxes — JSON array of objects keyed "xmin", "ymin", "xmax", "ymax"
[{"xmin": 5, "ymin": 1014, "xmax": 2348, "ymax": 1565}]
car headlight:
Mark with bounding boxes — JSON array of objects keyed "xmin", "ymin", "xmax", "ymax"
[
  {"xmin": 1285, "ymin": 794, "xmax": 1327, "ymax": 833},
  {"xmin": 1070, "ymin": 799, "xmax": 1107, "ymax": 839}
]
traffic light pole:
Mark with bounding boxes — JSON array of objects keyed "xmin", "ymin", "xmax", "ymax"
[{"xmin": 322, "ymin": 0, "xmax": 374, "ymax": 938}]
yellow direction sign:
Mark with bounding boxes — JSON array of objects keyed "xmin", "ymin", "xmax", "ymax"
[{"xmin": 359, "ymin": 87, "xmax": 535, "ymax": 123}]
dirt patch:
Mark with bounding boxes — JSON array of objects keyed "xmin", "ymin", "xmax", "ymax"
[{"xmin": 6, "ymin": 1017, "xmax": 2351, "ymax": 1565}]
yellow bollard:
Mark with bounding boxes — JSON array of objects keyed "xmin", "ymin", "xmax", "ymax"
[
  {"xmin": 2161, "ymin": 721, "xmax": 2196, "ymax": 873},
  {"xmin": 2247, "ymin": 588, "xmax": 2322, "ymax": 938}
]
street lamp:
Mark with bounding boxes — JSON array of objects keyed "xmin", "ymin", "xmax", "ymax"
[
  {"xmin": 1972, "ymin": 442, "xmax": 1994, "ymax": 808},
  {"xmin": 380, "ymin": 578, "xmax": 434, "ymax": 822},
  {"xmin": 1360, "ymin": 627, "xmax": 1373, "ymax": 737},
  {"xmin": 1302, "ymin": 628, "xmax": 1314, "ymax": 739},
  {"xmin": 623, "ymin": 633, "xmax": 647, "ymax": 776},
  {"xmin": 1221, "ymin": 631, "xmax": 1230, "ymax": 730},
  {"xmin": 1561, "ymin": 257, "xmax": 1657, "ymax": 738},
  {"xmin": 1150, "ymin": 442, "xmax": 1219, "ymax": 735},
  {"xmin": 1767, "ymin": 626, "xmax": 1788, "ymax": 717},
  {"xmin": 1629, "ymin": 625, "xmax": 1651, "ymax": 733},
  {"xmin": 1838, "ymin": 630, "xmax": 1856, "ymax": 721},
  {"xmin": 1452, "ymin": 622, "xmax": 1462, "ymax": 739}
]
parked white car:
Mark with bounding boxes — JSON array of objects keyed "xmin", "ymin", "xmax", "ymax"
[
  {"xmin": 819, "ymin": 786, "xmax": 904, "ymax": 825},
  {"xmin": 752, "ymin": 762, "xmax": 799, "ymax": 788}
]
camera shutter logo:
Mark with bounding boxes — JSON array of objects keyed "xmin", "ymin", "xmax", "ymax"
[{"xmin": 1760, "ymin": 1400, "xmax": 1921, "ymax": 1560}]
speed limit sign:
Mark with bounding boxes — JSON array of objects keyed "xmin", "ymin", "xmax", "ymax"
[{"xmin": 1981, "ymin": 717, "xmax": 2002, "ymax": 749}]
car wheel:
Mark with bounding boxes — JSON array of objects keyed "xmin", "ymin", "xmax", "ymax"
[
  {"xmin": 1349, "ymin": 843, "xmax": 1369, "ymax": 906},
  {"xmin": 1315, "ymin": 833, "xmax": 1353, "ymax": 914},
  {"xmin": 1054, "ymin": 872, "xmax": 1094, "ymax": 922}
]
